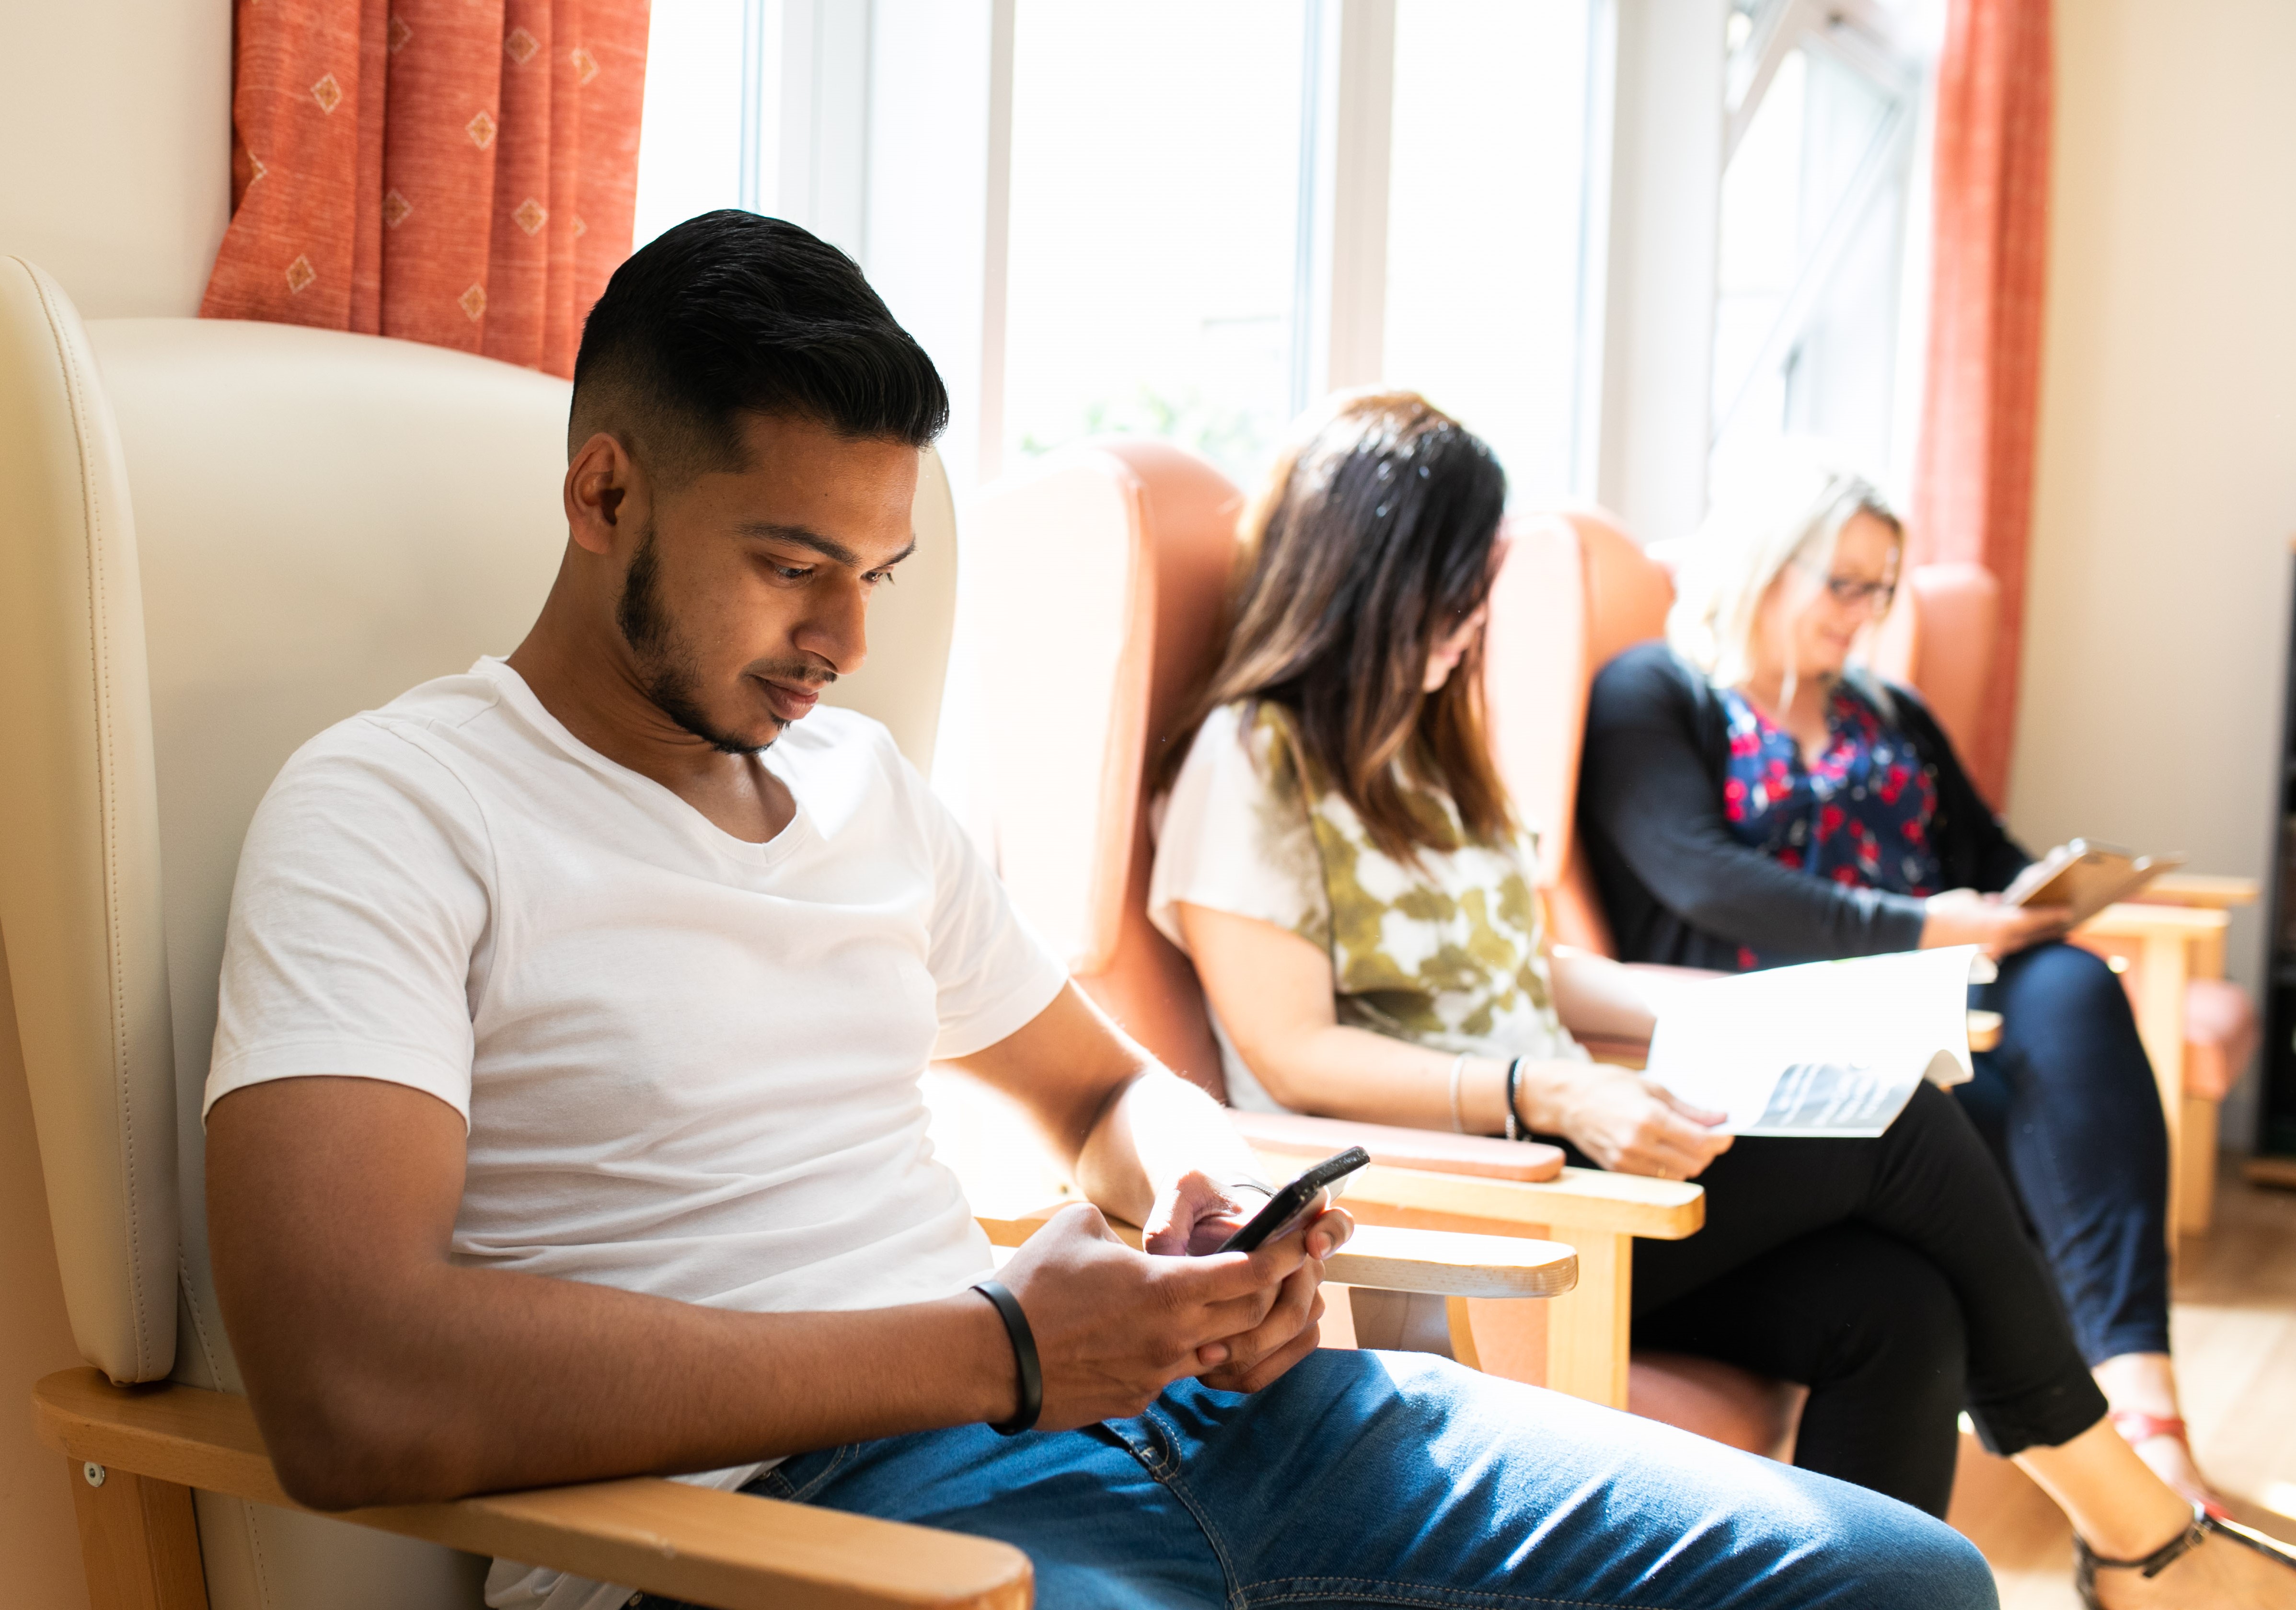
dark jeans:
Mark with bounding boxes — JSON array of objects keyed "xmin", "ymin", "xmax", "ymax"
[
  {"xmin": 1575, "ymin": 1080, "xmax": 2107, "ymax": 1517},
  {"xmin": 1957, "ymin": 940, "xmax": 2171, "ymax": 1363},
  {"xmin": 628, "ymin": 1349, "xmax": 1992, "ymax": 1610}
]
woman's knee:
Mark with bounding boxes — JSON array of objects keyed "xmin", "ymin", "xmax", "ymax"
[
  {"xmin": 1891, "ymin": 1078, "xmax": 1992, "ymax": 1153},
  {"xmin": 1994, "ymin": 942, "xmax": 2162, "ymax": 1116},
  {"xmin": 1997, "ymin": 940, "xmax": 2131, "ymax": 1023}
]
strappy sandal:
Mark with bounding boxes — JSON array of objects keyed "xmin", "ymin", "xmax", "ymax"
[
  {"xmin": 2110, "ymin": 1410, "xmax": 2231, "ymax": 1520},
  {"xmin": 2075, "ymin": 1501, "xmax": 2296, "ymax": 1608}
]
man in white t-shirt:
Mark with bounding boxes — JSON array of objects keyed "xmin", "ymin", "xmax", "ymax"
[{"xmin": 204, "ymin": 210, "xmax": 1991, "ymax": 1610}]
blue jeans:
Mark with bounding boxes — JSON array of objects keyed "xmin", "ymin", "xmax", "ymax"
[
  {"xmin": 633, "ymin": 1349, "xmax": 1992, "ymax": 1610},
  {"xmin": 1960, "ymin": 941, "xmax": 2172, "ymax": 1363}
]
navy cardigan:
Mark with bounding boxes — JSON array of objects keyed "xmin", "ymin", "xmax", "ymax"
[{"xmin": 1575, "ymin": 641, "xmax": 2032, "ymax": 971}]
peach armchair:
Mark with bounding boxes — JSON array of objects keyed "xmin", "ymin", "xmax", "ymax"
[
  {"xmin": 951, "ymin": 440, "xmax": 1701, "ymax": 1413},
  {"xmin": 1522, "ymin": 508, "xmax": 2250, "ymax": 1241}
]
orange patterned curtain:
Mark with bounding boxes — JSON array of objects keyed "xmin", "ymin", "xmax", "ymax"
[
  {"xmin": 1908, "ymin": 0, "xmax": 2052, "ymax": 807},
  {"xmin": 201, "ymin": 0, "xmax": 651, "ymax": 379}
]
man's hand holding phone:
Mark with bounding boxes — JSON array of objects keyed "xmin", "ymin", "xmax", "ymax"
[
  {"xmin": 992, "ymin": 1152, "xmax": 1357, "ymax": 1428},
  {"xmin": 1144, "ymin": 1149, "xmax": 1360, "ymax": 1394}
]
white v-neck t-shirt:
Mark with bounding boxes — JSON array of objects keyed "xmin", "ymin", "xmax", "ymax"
[{"xmin": 207, "ymin": 658, "xmax": 1066, "ymax": 1610}]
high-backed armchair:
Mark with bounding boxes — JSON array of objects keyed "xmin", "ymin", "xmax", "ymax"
[
  {"xmin": 956, "ymin": 440, "xmax": 1703, "ymax": 1411},
  {"xmin": 0, "ymin": 254, "xmax": 1004, "ymax": 1610},
  {"xmin": 1484, "ymin": 508, "xmax": 1674, "ymax": 972},
  {"xmin": 1529, "ymin": 514, "xmax": 2253, "ymax": 1239},
  {"xmin": 0, "ymin": 262, "xmax": 1570, "ymax": 1610}
]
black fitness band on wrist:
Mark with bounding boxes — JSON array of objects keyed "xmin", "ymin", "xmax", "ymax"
[
  {"xmin": 970, "ymin": 1279, "xmax": 1043, "ymax": 1436},
  {"xmin": 1503, "ymin": 1057, "xmax": 1524, "ymax": 1142}
]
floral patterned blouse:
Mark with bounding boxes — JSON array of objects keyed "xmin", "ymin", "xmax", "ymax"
[
  {"xmin": 1148, "ymin": 700, "xmax": 1585, "ymax": 1112},
  {"xmin": 1717, "ymin": 677, "xmax": 1941, "ymax": 969}
]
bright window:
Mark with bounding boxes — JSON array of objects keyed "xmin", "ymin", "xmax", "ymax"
[
  {"xmin": 631, "ymin": 0, "xmax": 748, "ymax": 251},
  {"xmin": 1384, "ymin": 0, "xmax": 1596, "ymax": 505},
  {"xmin": 1000, "ymin": 1, "xmax": 1311, "ymax": 487},
  {"xmin": 1710, "ymin": 0, "xmax": 1935, "ymax": 486}
]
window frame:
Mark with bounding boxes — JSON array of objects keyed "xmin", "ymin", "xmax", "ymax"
[{"xmin": 634, "ymin": 0, "xmax": 1929, "ymax": 522}]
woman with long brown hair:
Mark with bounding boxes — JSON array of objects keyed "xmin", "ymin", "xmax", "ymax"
[{"xmin": 1148, "ymin": 390, "xmax": 2294, "ymax": 1606}]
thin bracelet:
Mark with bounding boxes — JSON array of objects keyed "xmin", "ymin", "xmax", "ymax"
[
  {"xmin": 970, "ymin": 1280, "xmax": 1043, "ymax": 1436},
  {"xmin": 1502, "ymin": 1057, "xmax": 1524, "ymax": 1142},
  {"xmin": 1445, "ymin": 1053, "xmax": 1469, "ymax": 1134}
]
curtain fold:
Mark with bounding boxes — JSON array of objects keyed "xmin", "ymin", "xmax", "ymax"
[
  {"xmin": 1908, "ymin": 0, "xmax": 2053, "ymax": 807},
  {"xmin": 201, "ymin": 0, "xmax": 650, "ymax": 379}
]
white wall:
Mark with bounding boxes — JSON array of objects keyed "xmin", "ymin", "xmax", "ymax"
[
  {"xmin": 2010, "ymin": 0, "xmax": 2296, "ymax": 1145},
  {"xmin": 0, "ymin": 0, "xmax": 231, "ymax": 315}
]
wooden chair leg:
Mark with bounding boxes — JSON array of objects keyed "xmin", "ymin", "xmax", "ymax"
[
  {"xmin": 67, "ymin": 1457, "xmax": 209, "ymax": 1610},
  {"xmin": 1443, "ymin": 1294, "xmax": 1548, "ymax": 1383},
  {"xmin": 2179, "ymin": 1096, "xmax": 2220, "ymax": 1235},
  {"xmin": 2131, "ymin": 929, "xmax": 2192, "ymax": 1243},
  {"xmin": 1442, "ymin": 1230, "xmax": 1631, "ymax": 1408},
  {"xmin": 1539, "ymin": 1231, "xmax": 1631, "ymax": 1407}
]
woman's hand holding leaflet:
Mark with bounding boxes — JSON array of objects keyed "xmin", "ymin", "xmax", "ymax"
[
  {"xmin": 995, "ymin": 1196, "xmax": 1349, "ymax": 1429},
  {"xmin": 1548, "ymin": 1066, "xmax": 1734, "ymax": 1180}
]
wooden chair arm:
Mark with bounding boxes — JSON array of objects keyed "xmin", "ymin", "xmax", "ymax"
[
  {"xmin": 2077, "ymin": 902, "xmax": 2230, "ymax": 941},
  {"xmin": 2135, "ymin": 873, "xmax": 2259, "ymax": 909},
  {"xmin": 1331, "ymin": 1161, "xmax": 1705, "ymax": 1239},
  {"xmin": 1225, "ymin": 1108, "xmax": 1564, "ymax": 1180},
  {"xmin": 970, "ymin": 1165, "xmax": 1698, "ymax": 1246},
  {"xmin": 33, "ymin": 1369, "xmax": 1032, "ymax": 1610},
  {"xmin": 973, "ymin": 1210, "xmax": 1577, "ymax": 1300},
  {"xmin": 1217, "ymin": 1078, "xmax": 1702, "ymax": 1237}
]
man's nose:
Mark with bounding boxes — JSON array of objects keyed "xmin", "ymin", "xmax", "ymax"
[{"xmin": 796, "ymin": 573, "xmax": 869, "ymax": 675}]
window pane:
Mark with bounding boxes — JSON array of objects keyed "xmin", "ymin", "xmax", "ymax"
[
  {"xmin": 1001, "ymin": 1, "xmax": 1308, "ymax": 485},
  {"xmin": 1712, "ymin": 39, "xmax": 1915, "ymax": 480},
  {"xmin": 1384, "ymin": 0, "xmax": 1593, "ymax": 505},
  {"xmin": 632, "ymin": 0, "xmax": 748, "ymax": 251}
]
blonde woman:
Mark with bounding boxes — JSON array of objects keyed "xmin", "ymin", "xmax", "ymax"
[
  {"xmin": 1153, "ymin": 394, "xmax": 2294, "ymax": 1606},
  {"xmin": 1577, "ymin": 443, "xmax": 2210, "ymax": 1510}
]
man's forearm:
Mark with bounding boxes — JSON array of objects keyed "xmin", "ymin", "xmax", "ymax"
[
  {"xmin": 1073, "ymin": 1068, "xmax": 1264, "ymax": 1224},
  {"xmin": 244, "ymin": 1265, "xmax": 1018, "ymax": 1510},
  {"xmin": 209, "ymin": 1078, "xmax": 1026, "ymax": 1510}
]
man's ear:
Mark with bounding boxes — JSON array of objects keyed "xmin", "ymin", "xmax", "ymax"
[{"xmin": 564, "ymin": 431, "xmax": 650, "ymax": 556}]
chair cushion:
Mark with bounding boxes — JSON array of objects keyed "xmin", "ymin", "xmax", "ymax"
[
  {"xmin": 2183, "ymin": 977, "xmax": 2258, "ymax": 1102},
  {"xmin": 1628, "ymin": 1350, "xmax": 1804, "ymax": 1458}
]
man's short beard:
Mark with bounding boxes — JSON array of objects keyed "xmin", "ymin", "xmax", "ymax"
[{"xmin": 614, "ymin": 526, "xmax": 770, "ymax": 756}]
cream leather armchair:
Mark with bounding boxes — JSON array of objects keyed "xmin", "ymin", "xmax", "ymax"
[{"xmin": 0, "ymin": 260, "xmax": 1570, "ymax": 1610}]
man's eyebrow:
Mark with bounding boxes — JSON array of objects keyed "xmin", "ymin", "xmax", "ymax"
[{"xmin": 737, "ymin": 523, "xmax": 916, "ymax": 570}]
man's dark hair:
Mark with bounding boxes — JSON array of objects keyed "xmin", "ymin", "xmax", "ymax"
[{"xmin": 570, "ymin": 210, "xmax": 949, "ymax": 483}]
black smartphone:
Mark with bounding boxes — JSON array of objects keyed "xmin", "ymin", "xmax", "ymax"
[{"xmin": 1213, "ymin": 1147, "xmax": 1370, "ymax": 1254}]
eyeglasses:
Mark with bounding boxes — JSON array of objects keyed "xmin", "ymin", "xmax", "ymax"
[{"xmin": 1793, "ymin": 561, "xmax": 1896, "ymax": 613}]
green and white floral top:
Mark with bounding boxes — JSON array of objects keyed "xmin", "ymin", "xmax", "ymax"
[{"xmin": 1149, "ymin": 700, "xmax": 1586, "ymax": 1111}]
